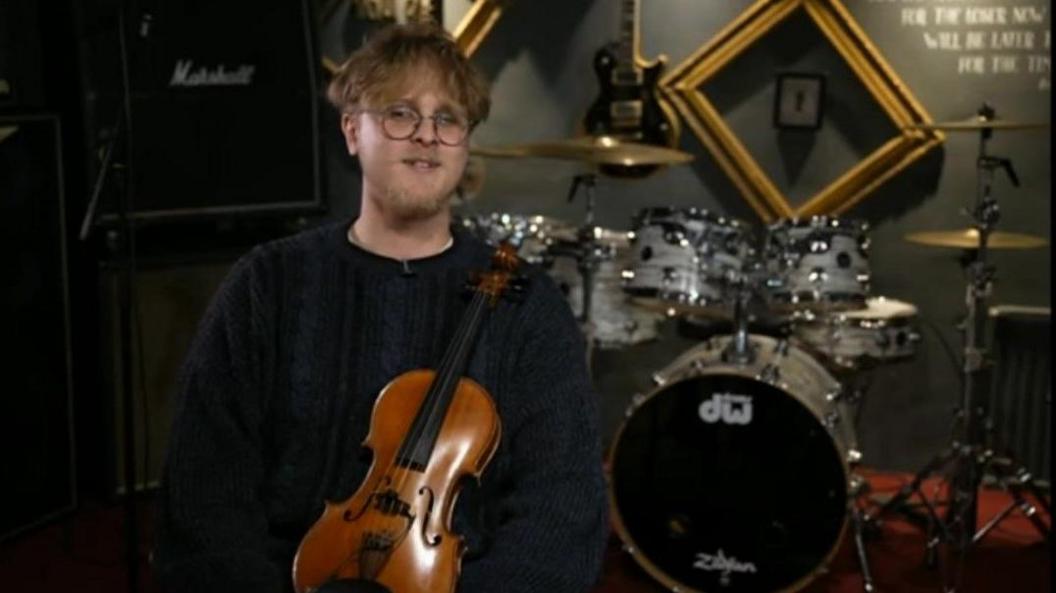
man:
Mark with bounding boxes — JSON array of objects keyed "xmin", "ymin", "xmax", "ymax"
[{"xmin": 153, "ymin": 21, "xmax": 608, "ymax": 593}]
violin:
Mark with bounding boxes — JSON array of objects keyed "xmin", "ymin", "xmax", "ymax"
[{"xmin": 292, "ymin": 243, "xmax": 521, "ymax": 593}]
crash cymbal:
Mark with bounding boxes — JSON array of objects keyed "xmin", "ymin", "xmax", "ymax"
[
  {"xmin": 471, "ymin": 135, "xmax": 694, "ymax": 166},
  {"xmin": 905, "ymin": 228, "xmax": 1048, "ymax": 249},
  {"xmin": 904, "ymin": 116, "xmax": 1048, "ymax": 132}
]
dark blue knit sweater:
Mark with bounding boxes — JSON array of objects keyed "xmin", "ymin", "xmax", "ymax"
[{"xmin": 153, "ymin": 220, "xmax": 608, "ymax": 593}]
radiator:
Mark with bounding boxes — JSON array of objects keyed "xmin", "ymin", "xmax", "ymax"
[{"xmin": 986, "ymin": 305, "xmax": 1051, "ymax": 486}]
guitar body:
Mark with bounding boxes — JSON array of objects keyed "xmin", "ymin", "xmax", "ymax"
[{"xmin": 584, "ymin": 43, "xmax": 680, "ymax": 177}]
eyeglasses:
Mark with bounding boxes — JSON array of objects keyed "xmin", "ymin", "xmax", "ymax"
[{"xmin": 362, "ymin": 105, "xmax": 474, "ymax": 146}]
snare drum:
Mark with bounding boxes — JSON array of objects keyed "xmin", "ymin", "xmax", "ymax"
[
  {"xmin": 546, "ymin": 228, "xmax": 663, "ymax": 349},
  {"xmin": 793, "ymin": 297, "xmax": 921, "ymax": 369},
  {"xmin": 624, "ymin": 207, "xmax": 751, "ymax": 315},
  {"xmin": 766, "ymin": 217, "xmax": 870, "ymax": 312},
  {"xmin": 610, "ymin": 335, "xmax": 858, "ymax": 593}
]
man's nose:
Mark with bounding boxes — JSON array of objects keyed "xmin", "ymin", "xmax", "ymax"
[{"xmin": 411, "ymin": 116, "xmax": 439, "ymax": 145}]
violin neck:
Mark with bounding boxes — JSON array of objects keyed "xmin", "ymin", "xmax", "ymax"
[{"xmin": 397, "ymin": 290, "xmax": 490, "ymax": 470}]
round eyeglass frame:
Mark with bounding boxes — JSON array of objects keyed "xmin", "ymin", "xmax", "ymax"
[{"xmin": 360, "ymin": 106, "xmax": 475, "ymax": 146}]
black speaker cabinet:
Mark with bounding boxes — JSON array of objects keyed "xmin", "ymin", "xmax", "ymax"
[
  {"xmin": 99, "ymin": 252, "xmax": 240, "ymax": 494},
  {"xmin": 0, "ymin": 114, "xmax": 76, "ymax": 540},
  {"xmin": 75, "ymin": 0, "xmax": 324, "ymax": 222}
]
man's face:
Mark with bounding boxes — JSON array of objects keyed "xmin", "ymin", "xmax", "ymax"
[{"xmin": 342, "ymin": 69, "xmax": 472, "ymax": 222}]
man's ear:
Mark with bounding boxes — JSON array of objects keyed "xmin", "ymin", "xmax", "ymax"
[{"xmin": 341, "ymin": 112, "xmax": 359, "ymax": 156}]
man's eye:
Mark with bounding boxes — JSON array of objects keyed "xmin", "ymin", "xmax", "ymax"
[
  {"xmin": 387, "ymin": 108, "xmax": 418, "ymax": 121},
  {"xmin": 435, "ymin": 114, "xmax": 465, "ymax": 127}
]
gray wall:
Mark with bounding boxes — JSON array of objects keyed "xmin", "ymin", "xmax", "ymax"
[{"xmin": 319, "ymin": 0, "xmax": 1051, "ymax": 472}]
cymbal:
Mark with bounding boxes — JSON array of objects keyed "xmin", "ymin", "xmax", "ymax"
[
  {"xmin": 905, "ymin": 228, "xmax": 1048, "ymax": 249},
  {"xmin": 904, "ymin": 116, "xmax": 1048, "ymax": 132},
  {"xmin": 471, "ymin": 135, "xmax": 694, "ymax": 166}
]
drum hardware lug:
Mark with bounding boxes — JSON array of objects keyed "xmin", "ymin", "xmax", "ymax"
[
  {"xmin": 825, "ymin": 390, "xmax": 842, "ymax": 403},
  {"xmin": 848, "ymin": 473, "xmax": 869, "ymax": 495},
  {"xmin": 651, "ymin": 373, "xmax": 667, "ymax": 387},
  {"xmin": 823, "ymin": 411, "xmax": 840, "ymax": 429},
  {"xmin": 757, "ymin": 363, "xmax": 780, "ymax": 384},
  {"xmin": 846, "ymin": 448, "xmax": 863, "ymax": 465}
]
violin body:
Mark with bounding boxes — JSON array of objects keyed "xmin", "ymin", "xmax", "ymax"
[{"xmin": 292, "ymin": 369, "xmax": 501, "ymax": 593}]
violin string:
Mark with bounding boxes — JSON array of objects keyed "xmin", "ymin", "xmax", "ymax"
[
  {"xmin": 359, "ymin": 260, "xmax": 512, "ymax": 583},
  {"xmin": 354, "ymin": 288, "xmax": 485, "ymax": 564},
  {"xmin": 357, "ymin": 262, "xmax": 508, "ymax": 565},
  {"xmin": 352, "ymin": 284, "xmax": 482, "ymax": 557},
  {"xmin": 386, "ymin": 287, "xmax": 488, "ymax": 499}
]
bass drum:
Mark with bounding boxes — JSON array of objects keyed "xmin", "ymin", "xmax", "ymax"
[{"xmin": 609, "ymin": 335, "xmax": 858, "ymax": 593}]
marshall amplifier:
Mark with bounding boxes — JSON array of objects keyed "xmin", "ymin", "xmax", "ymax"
[{"xmin": 74, "ymin": 0, "xmax": 325, "ymax": 222}]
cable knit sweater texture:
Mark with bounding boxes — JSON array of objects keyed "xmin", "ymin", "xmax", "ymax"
[{"xmin": 153, "ymin": 219, "xmax": 609, "ymax": 593}]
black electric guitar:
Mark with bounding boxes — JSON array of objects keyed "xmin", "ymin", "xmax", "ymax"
[{"xmin": 583, "ymin": 0, "xmax": 680, "ymax": 177}]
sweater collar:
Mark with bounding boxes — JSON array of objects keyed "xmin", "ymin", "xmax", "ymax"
[{"xmin": 334, "ymin": 217, "xmax": 488, "ymax": 275}]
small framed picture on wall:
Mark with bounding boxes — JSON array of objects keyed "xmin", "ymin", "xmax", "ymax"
[{"xmin": 774, "ymin": 72, "xmax": 826, "ymax": 130}]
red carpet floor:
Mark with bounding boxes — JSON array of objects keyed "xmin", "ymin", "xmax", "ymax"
[{"xmin": 0, "ymin": 469, "xmax": 1048, "ymax": 593}]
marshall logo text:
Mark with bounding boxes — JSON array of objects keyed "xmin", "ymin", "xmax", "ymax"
[{"xmin": 169, "ymin": 60, "xmax": 255, "ymax": 87}]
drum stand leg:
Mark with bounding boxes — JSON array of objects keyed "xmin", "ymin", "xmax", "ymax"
[
  {"xmin": 970, "ymin": 452, "xmax": 1051, "ymax": 546},
  {"xmin": 850, "ymin": 481, "xmax": 878, "ymax": 592},
  {"xmin": 862, "ymin": 447, "xmax": 956, "ymax": 533}
]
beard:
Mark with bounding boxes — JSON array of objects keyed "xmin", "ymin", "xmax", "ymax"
[{"xmin": 379, "ymin": 184, "xmax": 453, "ymax": 221}]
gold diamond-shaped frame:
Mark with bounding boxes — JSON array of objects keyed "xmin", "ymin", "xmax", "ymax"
[
  {"xmin": 320, "ymin": 0, "xmax": 507, "ymax": 75},
  {"xmin": 452, "ymin": 0, "xmax": 508, "ymax": 57},
  {"xmin": 660, "ymin": 0, "xmax": 944, "ymax": 222}
]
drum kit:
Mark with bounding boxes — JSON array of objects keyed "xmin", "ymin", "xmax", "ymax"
[{"xmin": 462, "ymin": 106, "xmax": 1049, "ymax": 593}]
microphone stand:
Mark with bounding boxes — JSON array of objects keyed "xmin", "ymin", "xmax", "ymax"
[{"xmin": 78, "ymin": 7, "xmax": 142, "ymax": 593}]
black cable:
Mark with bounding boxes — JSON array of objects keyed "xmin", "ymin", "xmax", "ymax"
[
  {"xmin": 116, "ymin": 4, "xmax": 142, "ymax": 592},
  {"xmin": 918, "ymin": 313, "xmax": 964, "ymax": 389},
  {"xmin": 133, "ymin": 285, "xmax": 150, "ymax": 492}
]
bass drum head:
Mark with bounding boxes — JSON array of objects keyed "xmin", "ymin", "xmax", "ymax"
[{"xmin": 610, "ymin": 374, "xmax": 848, "ymax": 592}]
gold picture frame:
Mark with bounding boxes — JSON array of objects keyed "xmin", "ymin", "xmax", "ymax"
[
  {"xmin": 320, "ymin": 0, "xmax": 507, "ymax": 75},
  {"xmin": 660, "ymin": 0, "xmax": 944, "ymax": 222},
  {"xmin": 452, "ymin": 0, "xmax": 509, "ymax": 57}
]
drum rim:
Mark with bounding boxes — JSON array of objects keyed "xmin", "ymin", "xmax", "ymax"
[
  {"xmin": 606, "ymin": 370, "xmax": 852, "ymax": 593},
  {"xmin": 841, "ymin": 297, "xmax": 919, "ymax": 319},
  {"xmin": 632, "ymin": 206, "xmax": 747, "ymax": 228},
  {"xmin": 768, "ymin": 215, "xmax": 869, "ymax": 232}
]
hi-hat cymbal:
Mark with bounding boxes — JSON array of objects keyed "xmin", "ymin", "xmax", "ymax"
[
  {"xmin": 471, "ymin": 135, "xmax": 694, "ymax": 166},
  {"xmin": 904, "ymin": 116, "xmax": 1048, "ymax": 132},
  {"xmin": 905, "ymin": 228, "xmax": 1048, "ymax": 249}
]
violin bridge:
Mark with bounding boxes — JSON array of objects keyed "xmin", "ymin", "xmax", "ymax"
[{"xmin": 355, "ymin": 489, "xmax": 415, "ymax": 580}]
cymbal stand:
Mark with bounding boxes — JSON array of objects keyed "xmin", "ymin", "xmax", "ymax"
[
  {"xmin": 564, "ymin": 173, "xmax": 602, "ymax": 364},
  {"xmin": 862, "ymin": 104, "xmax": 1050, "ymax": 592}
]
